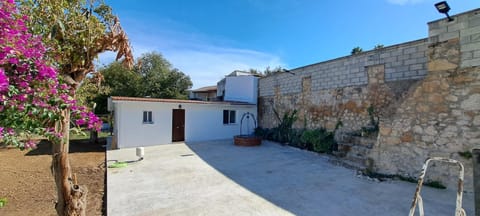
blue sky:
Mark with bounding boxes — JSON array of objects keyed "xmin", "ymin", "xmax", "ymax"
[{"xmin": 100, "ymin": 0, "xmax": 478, "ymax": 89}]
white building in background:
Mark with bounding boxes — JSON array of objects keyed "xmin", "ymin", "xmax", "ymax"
[
  {"xmin": 108, "ymin": 70, "xmax": 260, "ymax": 149},
  {"xmin": 217, "ymin": 70, "xmax": 260, "ymax": 104},
  {"xmin": 188, "ymin": 85, "xmax": 217, "ymax": 101}
]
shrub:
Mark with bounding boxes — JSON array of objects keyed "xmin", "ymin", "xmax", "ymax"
[
  {"xmin": 272, "ymin": 110, "xmax": 298, "ymax": 144},
  {"xmin": 0, "ymin": 198, "xmax": 6, "ymax": 208},
  {"xmin": 300, "ymin": 128, "xmax": 335, "ymax": 153},
  {"xmin": 254, "ymin": 127, "xmax": 273, "ymax": 140},
  {"xmin": 458, "ymin": 151, "xmax": 473, "ymax": 159},
  {"xmin": 288, "ymin": 128, "xmax": 306, "ymax": 149}
]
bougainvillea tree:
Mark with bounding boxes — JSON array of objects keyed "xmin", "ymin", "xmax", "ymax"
[
  {"xmin": 0, "ymin": 0, "xmax": 101, "ymax": 146},
  {"xmin": 1, "ymin": 0, "xmax": 133, "ymax": 215}
]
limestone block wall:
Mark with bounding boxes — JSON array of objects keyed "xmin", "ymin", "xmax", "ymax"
[
  {"xmin": 259, "ymin": 36, "xmax": 428, "ymax": 131},
  {"xmin": 370, "ymin": 9, "xmax": 480, "ymax": 192},
  {"xmin": 260, "ymin": 39, "xmax": 428, "ymax": 98}
]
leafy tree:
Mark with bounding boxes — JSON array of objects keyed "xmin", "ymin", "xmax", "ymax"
[
  {"xmin": 14, "ymin": 0, "xmax": 134, "ymax": 215},
  {"xmin": 374, "ymin": 44, "xmax": 385, "ymax": 50},
  {"xmin": 136, "ymin": 52, "xmax": 192, "ymax": 99},
  {"xmin": 263, "ymin": 66, "xmax": 285, "ymax": 76},
  {"xmin": 83, "ymin": 61, "xmax": 141, "ymax": 114},
  {"xmin": 82, "ymin": 53, "xmax": 192, "ymax": 114},
  {"xmin": 351, "ymin": 46, "xmax": 363, "ymax": 55},
  {"xmin": 100, "ymin": 62, "xmax": 140, "ymax": 97},
  {"xmin": 0, "ymin": 0, "xmax": 100, "ymax": 148},
  {"xmin": 246, "ymin": 68, "xmax": 264, "ymax": 76},
  {"xmin": 76, "ymin": 73, "xmax": 111, "ymax": 113}
]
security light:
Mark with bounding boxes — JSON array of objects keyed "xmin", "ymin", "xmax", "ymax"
[
  {"xmin": 282, "ymin": 69, "xmax": 295, "ymax": 76},
  {"xmin": 435, "ymin": 1, "xmax": 453, "ymax": 22}
]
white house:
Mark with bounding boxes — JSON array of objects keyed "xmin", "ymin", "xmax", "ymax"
[
  {"xmin": 108, "ymin": 96, "xmax": 257, "ymax": 149},
  {"xmin": 216, "ymin": 71, "xmax": 260, "ymax": 104}
]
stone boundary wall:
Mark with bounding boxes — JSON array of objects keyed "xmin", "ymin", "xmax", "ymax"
[
  {"xmin": 259, "ymin": 39, "xmax": 428, "ymax": 97},
  {"xmin": 371, "ymin": 8, "xmax": 480, "ymax": 192},
  {"xmin": 428, "ymin": 9, "xmax": 480, "ymax": 68},
  {"xmin": 258, "ymin": 8, "xmax": 480, "ymax": 192}
]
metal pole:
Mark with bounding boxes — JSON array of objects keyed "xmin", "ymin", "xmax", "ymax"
[{"xmin": 473, "ymin": 148, "xmax": 480, "ymax": 216}]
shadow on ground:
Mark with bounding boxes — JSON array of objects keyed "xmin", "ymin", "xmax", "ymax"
[
  {"xmin": 185, "ymin": 140, "xmax": 474, "ymax": 216},
  {"xmin": 25, "ymin": 139, "xmax": 106, "ymax": 156}
]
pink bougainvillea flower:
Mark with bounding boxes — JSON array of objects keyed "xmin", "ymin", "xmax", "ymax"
[
  {"xmin": 0, "ymin": 68, "xmax": 8, "ymax": 92},
  {"xmin": 76, "ymin": 119, "xmax": 86, "ymax": 126},
  {"xmin": 0, "ymin": 0, "xmax": 103, "ymax": 148},
  {"xmin": 24, "ymin": 140, "xmax": 38, "ymax": 149}
]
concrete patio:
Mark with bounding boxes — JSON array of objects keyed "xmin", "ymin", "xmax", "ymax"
[{"xmin": 107, "ymin": 140, "xmax": 475, "ymax": 216}]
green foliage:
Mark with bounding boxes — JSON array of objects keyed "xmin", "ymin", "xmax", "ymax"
[
  {"xmin": 257, "ymin": 126, "xmax": 335, "ymax": 154},
  {"xmin": 335, "ymin": 120, "xmax": 343, "ymax": 131},
  {"xmin": 254, "ymin": 127, "xmax": 270, "ymax": 138},
  {"xmin": 136, "ymin": 52, "xmax": 192, "ymax": 99},
  {"xmin": 0, "ymin": 198, "xmax": 6, "ymax": 208},
  {"xmin": 374, "ymin": 44, "xmax": 384, "ymax": 50},
  {"xmin": 300, "ymin": 128, "xmax": 335, "ymax": 153},
  {"xmin": 361, "ymin": 171, "xmax": 447, "ymax": 189},
  {"xmin": 458, "ymin": 151, "xmax": 473, "ymax": 159},
  {"xmin": 18, "ymin": 0, "xmax": 134, "ymax": 83},
  {"xmin": 69, "ymin": 130, "xmax": 110, "ymax": 140},
  {"xmin": 424, "ymin": 180, "xmax": 447, "ymax": 189},
  {"xmin": 351, "ymin": 46, "xmax": 363, "ymax": 55},
  {"xmin": 246, "ymin": 68, "xmax": 264, "ymax": 76},
  {"xmin": 100, "ymin": 62, "xmax": 140, "ymax": 97},
  {"xmin": 263, "ymin": 66, "xmax": 286, "ymax": 76},
  {"xmin": 76, "ymin": 74, "xmax": 111, "ymax": 113},
  {"xmin": 272, "ymin": 110, "xmax": 298, "ymax": 143},
  {"xmin": 94, "ymin": 61, "xmax": 141, "ymax": 113},
  {"xmin": 354, "ymin": 105, "xmax": 379, "ymax": 137}
]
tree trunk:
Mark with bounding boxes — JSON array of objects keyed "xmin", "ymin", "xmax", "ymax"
[
  {"xmin": 52, "ymin": 109, "xmax": 88, "ymax": 216},
  {"xmin": 90, "ymin": 130, "xmax": 98, "ymax": 144}
]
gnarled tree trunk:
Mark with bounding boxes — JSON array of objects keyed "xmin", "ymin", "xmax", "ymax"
[{"xmin": 52, "ymin": 109, "xmax": 88, "ymax": 216}]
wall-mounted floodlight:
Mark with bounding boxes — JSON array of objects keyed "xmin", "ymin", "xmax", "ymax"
[
  {"xmin": 281, "ymin": 69, "xmax": 295, "ymax": 76},
  {"xmin": 435, "ymin": 1, "xmax": 454, "ymax": 22}
]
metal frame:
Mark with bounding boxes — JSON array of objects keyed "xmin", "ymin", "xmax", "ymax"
[
  {"xmin": 409, "ymin": 157, "xmax": 466, "ymax": 216},
  {"xmin": 239, "ymin": 112, "xmax": 257, "ymax": 136}
]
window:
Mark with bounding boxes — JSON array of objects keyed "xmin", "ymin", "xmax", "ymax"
[
  {"xmin": 143, "ymin": 111, "xmax": 153, "ymax": 124},
  {"xmin": 223, "ymin": 110, "xmax": 236, "ymax": 124}
]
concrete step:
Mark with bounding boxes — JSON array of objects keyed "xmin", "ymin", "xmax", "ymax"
[
  {"xmin": 336, "ymin": 134, "xmax": 376, "ymax": 149},
  {"xmin": 331, "ymin": 150, "xmax": 346, "ymax": 158},
  {"xmin": 337, "ymin": 143, "xmax": 372, "ymax": 157},
  {"xmin": 343, "ymin": 154, "xmax": 368, "ymax": 167},
  {"xmin": 329, "ymin": 155, "xmax": 367, "ymax": 171}
]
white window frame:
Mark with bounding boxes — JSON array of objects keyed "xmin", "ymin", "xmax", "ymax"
[
  {"xmin": 223, "ymin": 110, "xmax": 236, "ymax": 125},
  {"xmin": 143, "ymin": 111, "xmax": 153, "ymax": 124}
]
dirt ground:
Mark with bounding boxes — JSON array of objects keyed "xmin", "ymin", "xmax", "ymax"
[{"xmin": 0, "ymin": 139, "xmax": 106, "ymax": 216}]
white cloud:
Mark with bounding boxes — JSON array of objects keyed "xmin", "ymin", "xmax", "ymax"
[
  {"xmin": 162, "ymin": 46, "xmax": 284, "ymax": 89},
  {"xmin": 387, "ymin": 0, "xmax": 426, "ymax": 5},
  {"xmin": 98, "ymin": 25, "xmax": 285, "ymax": 89}
]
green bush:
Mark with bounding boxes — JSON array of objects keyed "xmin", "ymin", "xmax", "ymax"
[
  {"xmin": 254, "ymin": 127, "xmax": 273, "ymax": 139},
  {"xmin": 288, "ymin": 128, "xmax": 306, "ymax": 149},
  {"xmin": 300, "ymin": 128, "xmax": 335, "ymax": 153},
  {"xmin": 0, "ymin": 198, "xmax": 7, "ymax": 208},
  {"xmin": 458, "ymin": 151, "xmax": 473, "ymax": 159},
  {"xmin": 271, "ymin": 110, "xmax": 298, "ymax": 144}
]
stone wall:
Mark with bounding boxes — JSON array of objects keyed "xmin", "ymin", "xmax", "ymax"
[
  {"xmin": 259, "ymin": 39, "xmax": 427, "ymax": 98},
  {"xmin": 259, "ymin": 33, "xmax": 428, "ymax": 131},
  {"xmin": 258, "ymin": 65, "xmax": 419, "ymax": 131},
  {"xmin": 258, "ymin": 8, "xmax": 480, "ymax": 192},
  {"xmin": 370, "ymin": 9, "xmax": 480, "ymax": 192}
]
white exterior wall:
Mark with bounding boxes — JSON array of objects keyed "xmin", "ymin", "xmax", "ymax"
[
  {"xmin": 224, "ymin": 76, "xmax": 258, "ymax": 104},
  {"xmin": 112, "ymin": 100, "xmax": 257, "ymax": 149}
]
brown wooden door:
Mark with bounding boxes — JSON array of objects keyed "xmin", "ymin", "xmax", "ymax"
[{"xmin": 172, "ymin": 109, "xmax": 185, "ymax": 142}]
